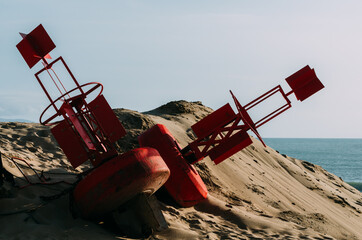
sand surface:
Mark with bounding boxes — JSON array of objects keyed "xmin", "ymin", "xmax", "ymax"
[{"xmin": 0, "ymin": 100, "xmax": 361, "ymax": 240}]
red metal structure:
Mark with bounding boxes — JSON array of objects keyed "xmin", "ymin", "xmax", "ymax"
[
  {"xmin": 185, "ymin": 65, "xmax": 324, "ymax": 165},
  {"xmin": 139, "ymin": 65, "xmax": 324, "ymax": 207},
  {"xmin": 16, "ymin": 24, "xmax": 324, "ymax": 211},
  {"xmin": 16, "ymin": 24, "xmax": 170, "ymax": 218}
]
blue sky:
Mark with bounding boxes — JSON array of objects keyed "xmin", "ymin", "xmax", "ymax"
[{"xmin": 0, "ymin": 1, "xmax": 361, "ymax": 138}]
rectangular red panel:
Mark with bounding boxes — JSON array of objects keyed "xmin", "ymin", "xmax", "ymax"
[
  {"xmin": 51, "ymin": 120, "xmax": 89, "ymax": 168},
  {"xmin": 191, "ymin": 104, "xmax": 236, "ymax": 140},
  {"xmin": 16, "ymin": 24, "xmax": 56, "ymax": 68},
  {"xmin": 285, "ymin": 65, "xmax": 312, "ymax": 89},
  {"xmin": 16, "ymin": 36, "xmax": 39, "ymax": 69},
  {"xmin": 285, "ymin": 66, "xmax": 324, "ymax": 101},
  {"xmin": 88, "ymin": 95, "xmax": 126, "ymax": 143},
  {"xmin": 61, "ymin": 103, "xmax": 96, "ymax": 150},
  {"xmin": 294, "ymin": 77, "xmax": 324, "ymax": 101},
  {"xmin": 208, "ymin": 131, "xmax": 252, "ymax": 165}
]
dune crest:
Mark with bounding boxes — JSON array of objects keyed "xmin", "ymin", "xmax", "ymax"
[{"xmin": 1, "ymin": 101, "xmax": 361, "ymax": 240}]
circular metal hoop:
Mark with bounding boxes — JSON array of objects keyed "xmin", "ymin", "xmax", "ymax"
[{"xmin": 39, "ymin": 82, "xmax": 103, "ymax": 126}]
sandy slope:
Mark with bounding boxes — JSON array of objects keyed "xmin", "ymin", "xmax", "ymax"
[{"xmin": 0, "ymin": 100, "xmax": 361, "ymax": 240}]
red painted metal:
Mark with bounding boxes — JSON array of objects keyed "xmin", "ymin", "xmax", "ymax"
[
  {"xmin": 88, "ymin": 94, "xmax": 127, "ymax": 143},
  {"xmin": 209, "ymin": 131, "xmax": 252, "ymax": 165},
  {"xmin": 35, "ymin": 57, "xmax": 96, "ymax": 122},
  {"xmin": 187, "ymin": 103, "xmax": 251, "ymax": 164},
  {"xmin": 61, "ymin": 102, "xmax": 97, "ymax": 151},
  {"xmin": 285, "ymin": 65, "xmax": 324, "ymax": 101},
  {"xmin": 16, "ymin": 24, "xmax": 55, "ymax": 68},
  {"xmin": 17, "ymin": 25, "xmax": 324, "ymax": 211},
  {"xmin": 138, "ymin": 124, "xmax": 208, "ymax": 207},
  {"xmin": 73, "ymin": 147, "xmax": 170, "ymax": 219},
  {"xmin": 183, "ymin": 65, "xmax": 323, "ymax": 166},
  {"xmin": 51, "ymin": 120, "xmax": 89, "ymax": 169},
  {"xmin": 16, "ymin": 25, "xmax": 125, "ymax": 168},
  {"xmin": 16, "ymin": 24, "xmax": 171, "ymax": 218},
  {"xmin": 191, "ymin": 104, "xmax": 236, "ymax": 140},
  {"xmin": 137, "ymin": 66, "xmax": 323, "ymax": 207}
]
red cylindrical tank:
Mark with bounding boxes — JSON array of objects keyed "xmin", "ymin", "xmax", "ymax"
[
  {"xmin": 73, "ymin": 147, "xmax": 170, "ymax": 219},
  {"xmin": 138, "ymin": 124, "xmax": 208, "ymax": 207}
]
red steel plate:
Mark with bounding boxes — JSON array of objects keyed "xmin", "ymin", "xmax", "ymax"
[{"xmin": 138, "ymin": 124, "xmax": 208, "ymax": 207}]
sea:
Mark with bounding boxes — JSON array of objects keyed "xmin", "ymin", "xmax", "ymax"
[{"xmin": 264, "ymin": 138, "xmax": 362, "ymax": 192}]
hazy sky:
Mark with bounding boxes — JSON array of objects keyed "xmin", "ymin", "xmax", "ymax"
[{"xmin": 1, "ymin": 1, "xmax": 361, "ymax": 138}]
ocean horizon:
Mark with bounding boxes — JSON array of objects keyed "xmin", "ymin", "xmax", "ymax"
[{"xmin": 264, "ymin": 138, "xmax": 362, "ymax": 192}]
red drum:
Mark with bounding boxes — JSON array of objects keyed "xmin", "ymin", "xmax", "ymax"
[
  {"xmin": 73, "ymin": 147, "xmax": 170, "ymax": 218},
  {"xmin": 138, "ymin": 124, "xmax": 208, "ymax": 207}
]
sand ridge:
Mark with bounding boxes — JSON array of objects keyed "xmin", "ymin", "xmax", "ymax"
[{"xmin": 0, "ymin": 101, "xmax": 361, "ymax": 239}]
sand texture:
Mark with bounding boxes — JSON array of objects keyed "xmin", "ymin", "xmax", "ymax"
[{"xmin": 0, "ymin": 100, "xmax": 361, "ymax": 240}]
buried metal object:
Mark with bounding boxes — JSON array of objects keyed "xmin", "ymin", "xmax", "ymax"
[{"xmin": 16, "ymin": 24, "xmax": 170, "ymax": 233}]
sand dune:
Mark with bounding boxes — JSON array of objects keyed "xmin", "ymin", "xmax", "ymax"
[{"xmin": 0, "ymin": 101, "xmax": 361, "ymax": 240}]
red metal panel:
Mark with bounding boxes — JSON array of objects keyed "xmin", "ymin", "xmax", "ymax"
[
  {"xmin": 138, "ymin": 124, "xmax": 208, "ymax": 207},
  {"xmin": 51, "ymin": 120, "xmax": 89, "ymax": 168},
  {"xmin": 60, "ymin": 103, "xmax": 96, "ymax": 150},
  {"xmin": 285, "ymin": 65, "xmax": 324, "ymax": 101},
  {"xmin": 16, "ymin": 36, "xmax": 39, "ymax": 69},
  {"xmin": 208, "ymin": 131, "xmax": 252, "ymax": 164},
  {"xmin": 73, "ymin": 148, "xmax": 170, "ymax": 218},
  {"xmin": 16, "ymin": 24, "xmax": 56, "ymax": 68},
  {"xmin": 191, "ymin": 104, "xmax": 236, "ymax": 139},
  {"xmin": 88, "ymin": 95, "xmax": 126, "ymax": 143},
  {"xmin": 293, "ymin": 75, "xmax": 324, "ymax": 101}
]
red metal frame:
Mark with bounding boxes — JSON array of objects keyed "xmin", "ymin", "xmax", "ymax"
[
  {"xmin": 242, "ymin": 85, "xmax": 291, "ymax": 128},
  {"xmin": 17, "ymin": 24, "xmax": 126, "ymax": 168},
  {"xmin": 185, "ymin": 104, "xmax": 248, "ymax": 163},
  {"xmin": 35, "ymin": 56, "xmax": 88, "ymax": 118},
  {"xmin": 17, "ymin": 24, "xmax": 172, "ymax": 219},
  {"xmin": 16, "ymin": 24, "xmax": 324, "ymax": 171},
  {"xmin": 183, "ymin": 65, "xmax": 323, "ymax": 165},
  {"xmin": 34, "ymin": 57, "xmax": 122, "ymax": 167}
]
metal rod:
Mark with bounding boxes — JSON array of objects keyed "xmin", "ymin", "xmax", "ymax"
[
  {"xmin": 35, "ymin": 74, "xmax": 59, "ymax": 112},
  {"xmin": 200, "ymin": 130, "xmax": 220, "ymax": 156},
  {"xmin": 255, "ymin": 103, "xmax": 291, "ymax": 128},
  {"xmin": 50, "ymin": 67, "xmax": 70, "ymax": 98},
  {"xmin": 223, "ymin": 117, "xmax": 241, "ymax": 139},
  {"xmin": 286, "ymin": 90, "xmax": 294, "ymax": 97},
  {"xmin": 279, "ymin": 87, "xmax": 292, "ymax": 104},
  {"xmin": 244, "ymin": 86, "xmax": 281, "ymax": 110},
  {"xmin": 44, "ymin": 63, "xmax": 64, "ymax": 97},
  {"xmin": 60, "ymin": 57, "xmax": 85, "ymax": 95},
  {"xmin": 12, "ymin": 157, "xmax": 43, "ymax": 181},
  {"xmin": 35, "ymin": 57, "xmax": 66, "ymax": 113},
  {"xmin": 41, "ymin": 58, "xmax": 63, "ymax": 97}
]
